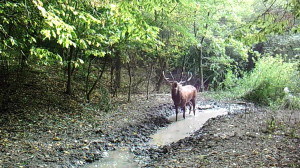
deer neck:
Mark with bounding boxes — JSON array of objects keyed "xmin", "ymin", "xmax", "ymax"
[{"xmin": 172, "ymin": 86, "xmax": 182, "ymax": 105}]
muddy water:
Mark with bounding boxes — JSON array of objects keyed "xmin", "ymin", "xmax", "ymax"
[
  {"xmin": 86, "ymin": 104, "xmax": 244, "ymax": 168},
  {"xmin": 84, "ymin": 147, "xmax": 138, "ymax": 168},
  {"xmin": 149, "ymin": 106, "xmax": 227, "ymax": 146}
]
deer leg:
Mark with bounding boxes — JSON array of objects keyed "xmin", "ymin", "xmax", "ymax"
[
  {"xmin": 188, "ymin": 101, "xmax": 192, "ymax": 114},
  {"xmin": 183, "ymin": 106, "xmax": 186, "ymax": 119},
  {"xmin": 191, "ymin": 99, "xmax": 196, "ymax": 116},
  {"xmin": 175, "ymin": 106, "xmax": 178, "ymax": 121}
]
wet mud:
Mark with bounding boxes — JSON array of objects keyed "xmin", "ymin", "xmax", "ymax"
[{"xmin": 1, "ymin": 94, "xmax": 299, "ymax": 167}]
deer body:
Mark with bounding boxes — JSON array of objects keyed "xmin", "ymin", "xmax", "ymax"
[
  {"xmin": 171, "ymin": 82, "xmax": 197, "ymax": 121},
  {"xmin": 163, "ymin": 71, "xmax": 197, "ymax": 121}
]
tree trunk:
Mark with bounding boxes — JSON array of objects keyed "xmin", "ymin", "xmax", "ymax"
[
  {"xmin": 127, "ymin": 62, "xmax": 131, "ymax": 102},
  {"xmin": 86, "ymin": 57, "xmax": 92, "ymax": 101},
  {"xmin": 155, "ymin": 60, "xmax": 166, "ymax": 93},
  {"xmin": 179, "ymin": 54, "xmax": 187, "ymax": 81},
  {"xmin": 110, "ymin": 58, "xmax": 115, "ymax": 96},
  {"xmin": 20, "ymin": 51, "xmax": 27, "ymax": 71},
  {"xmin": 87, "ymin": 56, "xmax": 107, "ymax": 102},
  {"xmin": 199, "ymin": 46, "xmax": 204, "ymax": 92},
  {"xmin": 146, "ymin": 62, "xmax": 154, "ymax": 100},
  {"xmin": 66, "ymin": 46, "xmax": 74, "ymax": 94},
  {"xmin": 197, "ymin": 12, "xmax": 210, "ymax": 92},
  {"xmin": 115, "ymin": 50, "xmax": 121, "ymax": 89}
]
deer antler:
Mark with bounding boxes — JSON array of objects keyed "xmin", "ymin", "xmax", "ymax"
[
  {"xmin": 169, "ymin": 72, "xmax": 175, "ymax": 81},
  {"xmin": 186, "ymin": 72, "xmax": 192, "ymax": 82},
  {"xmin": 179, "ymin": 72, "xmax": 192, "ymax": 84},
  {"xmin": 163, "ymin": 71, "xmax": 172, "ymax": 85}
]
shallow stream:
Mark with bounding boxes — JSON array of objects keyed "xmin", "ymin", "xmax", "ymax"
[
  {"xmin": 84, "ymin": 147, "xmax": 137, "ymax": 168},
  {"xmin": 149, "ymin": 106, "xmax": 227, "ymax": 146},
  {"xmin": 85, "ymin": 103, "xmax": 245, "ymax": 168}
]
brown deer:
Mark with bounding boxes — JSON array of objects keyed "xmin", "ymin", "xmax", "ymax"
[{"xmin": 163, "ymin": 71, "xmax": 197, "ymax": 121}]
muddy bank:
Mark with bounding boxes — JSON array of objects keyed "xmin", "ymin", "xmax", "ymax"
[
  {"xmin": 83, "ymin": 97, "xmax": 299, "ymax": 168},
  {"xmin": 82, "ymin": 99, "xmax": 250, "ymax": 167},
  {"xmin": 1, "ymin": 92, "xmax": 299, "ymax": 167},
  {"xmin": 0, "ymin": 93, "xmax": 174, "ymax": 167},
  {"xmin": 144, "ymin": 106, "xmax": 300, "ymax": 167}
]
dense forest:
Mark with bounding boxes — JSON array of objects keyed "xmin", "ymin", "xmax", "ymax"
[
  {"xmin": 1, "ymin": 0, "xmax": 300, "ymax": 105},
  {"xmin": 0, "ymin": 0, "xmax": 299, "ymax": 167}
]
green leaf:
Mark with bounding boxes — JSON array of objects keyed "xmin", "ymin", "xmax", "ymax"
[
  {"xmin": 9, "ymin": 37, "xmax": 16, "ymax": 46},
  {"xmin": 41, "ymin": 29, "xmax": 51, "ymax": 40}
]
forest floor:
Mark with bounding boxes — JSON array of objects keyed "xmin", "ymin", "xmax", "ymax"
[{"xmin": 0, "ymin": 70, "xmax": 299, "ymax": 167}]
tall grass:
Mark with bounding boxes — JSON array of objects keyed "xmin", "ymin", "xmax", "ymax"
[{"xmin": 225, "ymin": 55, "xmax": 299, "ymax": 109}]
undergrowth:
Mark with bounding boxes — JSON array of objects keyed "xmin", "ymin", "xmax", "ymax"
[{"xmin": 222, "ymin": 55, "xmax": 300, "ymax": 109}]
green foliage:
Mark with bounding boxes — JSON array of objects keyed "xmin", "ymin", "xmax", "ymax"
[
  {"xmin": 1, "ymin": 0, "xmax": 300, "ymax": 104},
  {"xmin": 30, "ymin": 47, "xmax": 62, "ymax": 65},
  {"xmin": 266, "ymin": 116, "xmax": 276, "ymax": 133},
  {"xmin": 228, "ymin": 55, "xmax": 299, "ymax": 108},
  {"xmin": 0, "ymin": 1, "xmax": 40, "ymax": 67},
  {"xmin": 182, "ymin": 0, "xmax": 256, "ymax": 88},
  {"xmin": 222, "ymin": 69, "xmax": 238, "ymax": 90},
  {"xmin": 98, "ymin": 87, "xmax": 113, "ymax": 112},
  {"xmin": 33, "ymin": 0, "xmax": 106, "ymax": 56}
]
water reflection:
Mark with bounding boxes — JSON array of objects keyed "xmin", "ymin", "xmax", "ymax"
[
  {"xmin": 84, "ymin": 147, "xmax": 138, "ymax": 168},
  {"xmin": 85, "ymin": 103, "xmax": 245, "ymax": 168},
  {"xmin": 149, "ymin": 107, "xmax": 228, "ymax": 146}
]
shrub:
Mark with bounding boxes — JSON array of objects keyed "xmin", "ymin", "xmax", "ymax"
[
  {"xmin": 223, "ymin": 69, "xmax": 238, "ymax": 90},
  {"xmin": 98, "ymin": 87, "xmax": 113, "ymax": 112},
  {"xmin": 229, "ymin": 55, "xmax": 299, "ymax": 108}
]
